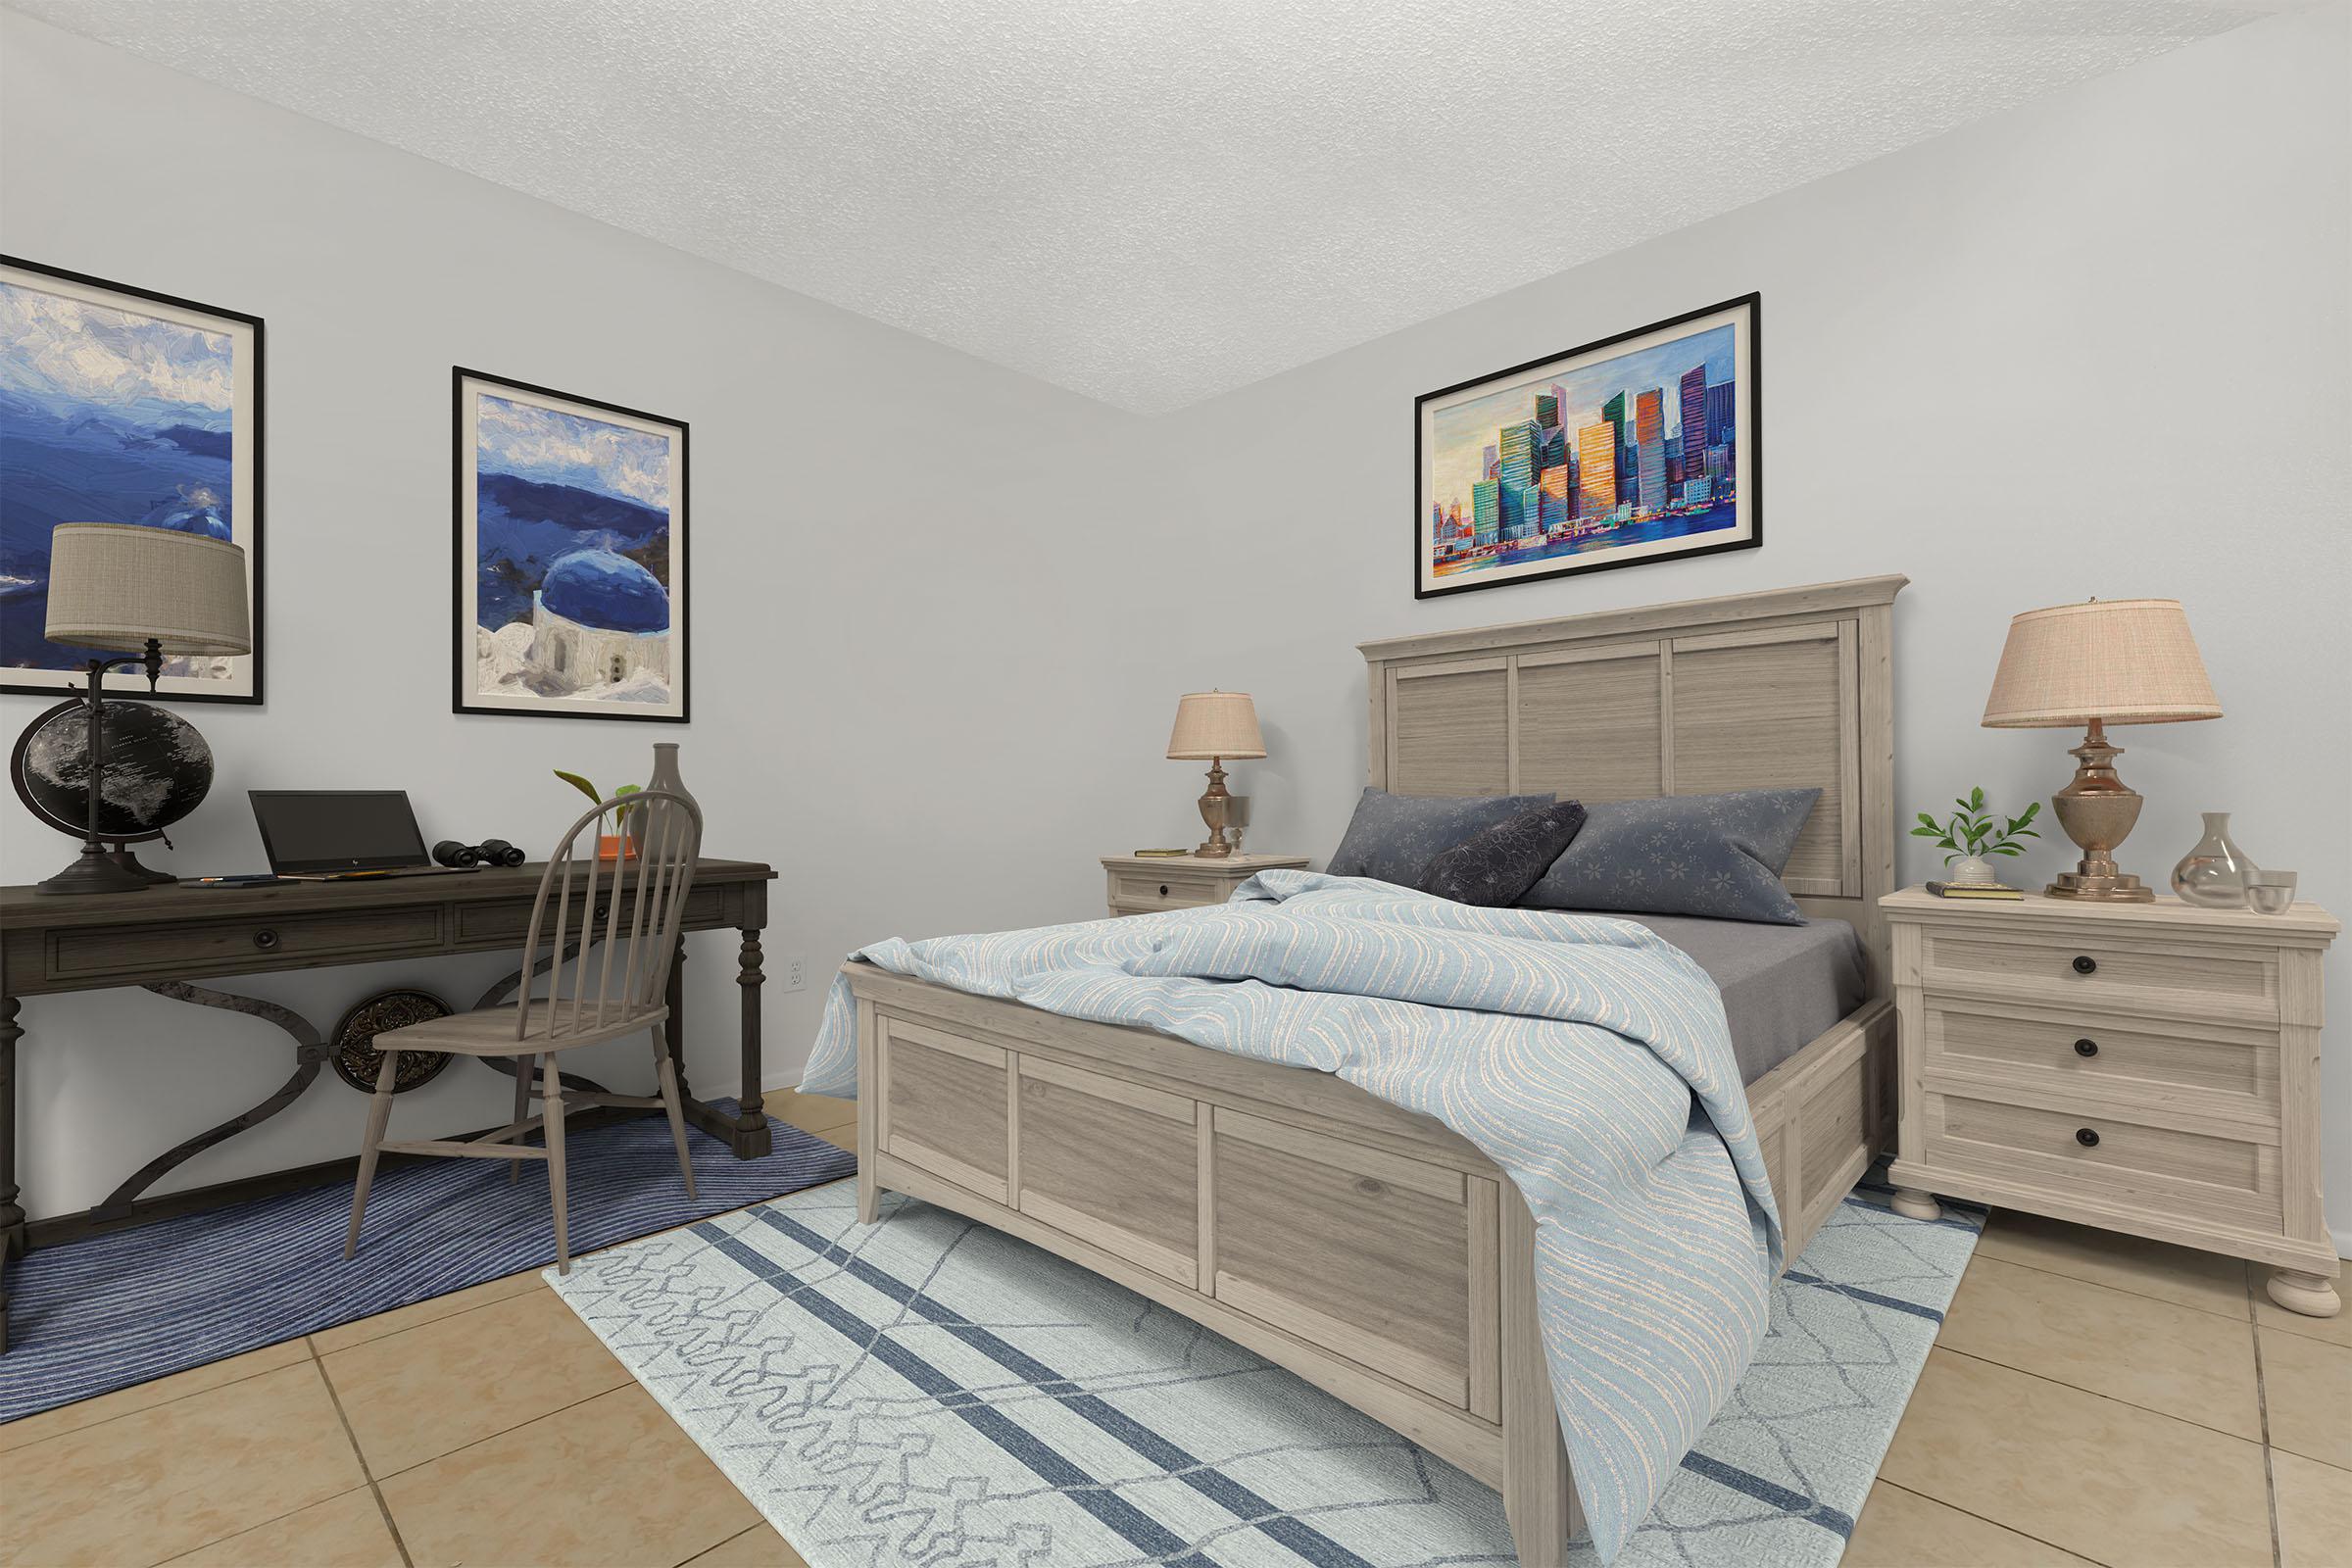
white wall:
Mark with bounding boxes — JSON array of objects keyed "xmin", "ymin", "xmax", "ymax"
[
  {"xmin": 0, "ymin": 10, "xmax": 1150, "ymax": 1220},
  {"xmin": 6, "ymin": 6, "xmax": 2349, "ymax": 1247},
  {"xmin": 1100, "ymin": 5, "xmax": 2352, "ymax": 1243}
]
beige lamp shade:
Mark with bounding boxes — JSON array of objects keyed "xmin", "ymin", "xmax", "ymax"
[
  {"xmin": 1981, "ymin": 599, "xmax": 2219, "ymax": 729},
  {"xmin": 1167, "ymin": 690, "xmax": 1266, "ymax": 760},
  {"xmin": 42, "ymin": 522, "xmax": 252, "ymax": 657}
]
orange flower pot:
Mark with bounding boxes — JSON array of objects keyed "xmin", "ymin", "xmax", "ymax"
[{"xmin": 596, "ymin": 834, "xmax": 638, "ymax": 861}]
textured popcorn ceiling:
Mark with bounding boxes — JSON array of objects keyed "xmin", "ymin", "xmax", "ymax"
[{"xmin": 8, "ymin": 1, "xmax": 2306, "ymax": 413}]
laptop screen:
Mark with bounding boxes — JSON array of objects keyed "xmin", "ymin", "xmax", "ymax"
[{"xmin": 249, "ymin": 791, "xmax": 430, "ymax": 875}]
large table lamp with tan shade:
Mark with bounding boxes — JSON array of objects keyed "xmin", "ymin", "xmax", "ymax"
[
  {"xmin": 35, "ymin": 522, "xmax": 254, "ymax": 897},
  {"xmin": 1981, "ymin": 598, "xmax": 2220, "ymax": 902},
  {"xmin": 1166, "ymin": 690, "xmax": 1265, "ymax": 858}
]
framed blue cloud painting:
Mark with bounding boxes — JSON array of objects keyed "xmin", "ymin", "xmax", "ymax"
[
  {"xmin": 1, "ymin": 257, "xmax": 265, "ymax": 702},
  {"xmin": 453, "ymin": 368, "xmax": 690, "ymax": 722}
]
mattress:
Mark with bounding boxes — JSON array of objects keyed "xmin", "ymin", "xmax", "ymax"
[{"xmin": 1609, "ymin": 912, "xmax": 1867, "ymax": 1084}]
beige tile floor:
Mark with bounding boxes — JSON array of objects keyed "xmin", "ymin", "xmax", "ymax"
[{"xmin": 4, "ymin": 1102, "xmax": 2345, "ymax": 1568}]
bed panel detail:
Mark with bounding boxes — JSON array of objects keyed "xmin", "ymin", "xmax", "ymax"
[
  {"xmin": 1016, "ymin": 1056, "xmax": 1200, "ymax": 1287},
  {"xmin": 874, "ymin": 1016, "xmax": 1009, "ymax": 1202}
]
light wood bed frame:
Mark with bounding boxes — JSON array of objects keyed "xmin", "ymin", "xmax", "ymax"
[{"xmin": 848, "ymin": 574, "xmax": 1907, "ymax": 1566}]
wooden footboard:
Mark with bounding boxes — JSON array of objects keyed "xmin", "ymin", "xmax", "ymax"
[{"xmin": 845, "ymin": 963, "xmax": 1892, "ymax": 1566}]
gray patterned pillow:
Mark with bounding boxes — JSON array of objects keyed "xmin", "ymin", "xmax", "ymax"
[
  {"xmin": 1519, "ymin": 788, "xmax": 1820, "ymax": 923},
  {"xmin": 1417, "ymin": 800, "xmax": 1590, "ymax": 906},
  {"xmin": 1325, "ymin": 788, "xmax": 1555, "ymax": 888}
]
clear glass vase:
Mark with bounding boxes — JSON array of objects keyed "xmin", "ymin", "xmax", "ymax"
[{"xmin": 2171, "ymin": 811, "xmax": 2256, "ymax": 908}]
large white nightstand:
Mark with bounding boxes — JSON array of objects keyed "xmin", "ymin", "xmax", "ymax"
[
  {"xmin": 1101, "ymin": 853, "xmax": 1310, "ymax": 918},
  {"xmin": 1882, "ymin": 886, "xmax": 2342, "ymax": 1317}
]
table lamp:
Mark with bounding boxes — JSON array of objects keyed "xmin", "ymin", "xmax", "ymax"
[
  {"xmin": 36, "ymin": 522, "xmax": 253, "ymax": 897},
  {"xmin": 1981, "ymin": 598, "xmax": 2219, "ymax": 902},
  {"xmin": 1166, "ymin": 690, "xmax": 1265, "ymax": 858}
]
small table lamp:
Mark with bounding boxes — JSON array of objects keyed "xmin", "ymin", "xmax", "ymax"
[
  {"xmin": 36, "ymin": 522, "xmax": 253, "ymax": 897},
  {"xmin": 1166, "ymin": 690, "xmax": 1265, "ymax": 858},
  {"xmin": 1981, "ymin": 598, "xmax": 2220, "ymax": 902}
]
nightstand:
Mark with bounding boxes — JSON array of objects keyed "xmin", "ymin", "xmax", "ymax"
[
  {"xmin": 1102, "ymin": 853, "xmax": 1310, "ymax": 918},
  {"xmin": 1882, "ymin": 887, "xmax": 2342, "ymax": 1317}
]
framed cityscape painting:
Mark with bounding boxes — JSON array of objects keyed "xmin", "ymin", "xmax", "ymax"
[
  {"xmin": 0, "ymin": 256, "xmax": 266, "ymax": 701},
  {"xmin": 453, "ymin": 368, "xmax": 689, "ymax": 722},
  {"xmin": 1413, "ymin": 293, "xmax": 1759, "ymax": 599}
]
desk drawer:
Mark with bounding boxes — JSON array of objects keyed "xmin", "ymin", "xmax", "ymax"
[
  {"xmin": 1919, "ymin": 927, "xmax": 2278, "ymax": 1021},
  {"xmin": 1921, "ymin": 1088, "xmax": 2279, "ymax": 1233},
  {"xmin": 49, "ymin": 906, "xmax": 444, "ymax": 983},
  {"xmin": 1921, "ymin": 997, "xmax": 2279, "ymax": 1120},
  {"xmin": 454, "ymin": 884, "xmax": 725, "ymax": 947}
]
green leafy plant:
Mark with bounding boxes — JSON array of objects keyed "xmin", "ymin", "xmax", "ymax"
[
  {"xmin": 553, "ymin": 770, "xmax": 639, "ymax": 821},
  {"xmin": 1913, "ymin": 786, "xmax": 2040, "ymax": 864}
]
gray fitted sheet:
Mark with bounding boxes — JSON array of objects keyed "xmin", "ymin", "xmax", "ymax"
[{"xmin": 1607, "ymin": 912, "xmax": 1866, "ymax": 1084}]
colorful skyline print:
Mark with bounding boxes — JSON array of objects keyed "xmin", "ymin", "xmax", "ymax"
[
  {"xmin": 1415, "ymin": 297, "xmax": 1758, "ymax": 597},
  {"xmin": 0, "ymin": 263, "xmax": 262, "ymax": 699},
  {"xmin": 457, "ymin": 370, "xmax": 688, "ymax": 722}
]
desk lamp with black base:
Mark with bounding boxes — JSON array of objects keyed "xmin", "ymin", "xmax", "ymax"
[{"xmin": 33, "ymin": 522, "xmax": 252, "ymax": 897}]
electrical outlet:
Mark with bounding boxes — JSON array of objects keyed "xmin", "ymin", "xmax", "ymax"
[{"xmin": 781, "ymin": 953, "xmax": 807, "ymax": 993}]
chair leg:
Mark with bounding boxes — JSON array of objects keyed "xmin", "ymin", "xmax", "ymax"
[
  {"xmin": 345, "ymin": 1050, "xmax": 400, "ymax": 1259},
  {"xmin": 511, "ymin": 1053, "xmax": 536, "ymax": 1185},
  {"xmin": 544, "ymin": 1064, "xmax": 570, "ymax": 1274},
  {"xmin": 652, "ymin": 1023, "xmax": 696, "ymax": 1200}
]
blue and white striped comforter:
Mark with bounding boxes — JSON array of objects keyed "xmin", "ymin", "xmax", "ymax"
[{"xmin": 799, "ymin": 870, "xmax": 1781, "ymax": 1562}]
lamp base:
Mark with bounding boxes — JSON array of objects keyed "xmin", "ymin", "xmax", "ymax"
[
  {"xmin": 1195, "ymin": 759, "xmax": 1235, "ymax": 858},
  {"xmin": 2041, "ymin": 718, "xmax": 2156, "ymax": 903},
  {"xmin": 37, "ymin": 845, "xmax": 158, "ymax": 897}
]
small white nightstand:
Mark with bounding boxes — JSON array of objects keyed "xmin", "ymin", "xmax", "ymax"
[
  {"xmin": 1101, "ymin": 853, "xmax": 1310, "ymax": 918},
  {"xmin": 1882, "ymin": 886, "xmax": 2342, "ymax": 1317}
]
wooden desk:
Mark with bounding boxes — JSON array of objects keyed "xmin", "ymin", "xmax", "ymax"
[{"xmin": 0, "ymin": 857, "xmax": 776, "ymax": 1351}]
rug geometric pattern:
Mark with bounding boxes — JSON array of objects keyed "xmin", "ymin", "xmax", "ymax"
[{"xmin": 550, "ymin": 1166, "xmax": 1981, "ymax": 1567}]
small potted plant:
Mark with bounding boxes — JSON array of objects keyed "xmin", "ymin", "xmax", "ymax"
[
  {"xmin": 554, "ymin": 771, "xmax": 640, "ymax": 860},
  {"xmin": 1914, "ymin": 787, "xmax": 2039, "ymax": 887}
]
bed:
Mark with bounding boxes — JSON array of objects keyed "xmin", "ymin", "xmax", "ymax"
[{"xmin": 835, "ymin": 574, "xmax": 1905, "ymax": 1566}]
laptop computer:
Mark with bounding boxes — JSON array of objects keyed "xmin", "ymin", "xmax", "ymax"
[{"xmin": 248, "ymin": 790, "xmax": 481, "ymax": 880}]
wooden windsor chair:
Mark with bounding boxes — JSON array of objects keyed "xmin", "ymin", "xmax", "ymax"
[{"xmin": 343, "ymin": 788, "xmax": 704, "ymax": 1273}]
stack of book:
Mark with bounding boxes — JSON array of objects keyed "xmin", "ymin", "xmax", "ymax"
[{"xmin": 1926, "ymin": 881, "xmax": 2024, "ymax": 901}]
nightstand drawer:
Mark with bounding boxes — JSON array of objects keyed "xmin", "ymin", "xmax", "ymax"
[
  {"xmin": 1918, "ymin": 927, "xmax": 2278, "ymax": 1022},
  {"xmin": 1108, "ymin": 870, "xmax": 1226, "ymax": 908},
  {"xmin": 1922, "ymin": 1088, "xmax": 2279, "ymax": 1233},
  {"xmin": 1921, "ymin": 998, "xmax": 2279, "ymax": 1119}
]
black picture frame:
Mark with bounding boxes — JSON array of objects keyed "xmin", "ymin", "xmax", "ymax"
[
  {"xmin": 451, "ymin": 367, "xmax": 691, "ymax": 723},
  {"xmin": 0, "ymin": 254, "xmax": 267, "ymax": 703},
  {"xmin": 1412, "ymin": 293, "xmax": 1760, "ymax": 600}
]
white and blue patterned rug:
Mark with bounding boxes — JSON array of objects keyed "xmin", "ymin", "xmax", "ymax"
[{"xmin": 550, "ymin": 1173, "xmax": 1981, "ymax": 1567}]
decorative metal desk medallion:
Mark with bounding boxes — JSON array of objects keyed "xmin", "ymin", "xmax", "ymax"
[{"xmin": 330, "ymin": 989, "xmax": 455, "ymax": 1093}]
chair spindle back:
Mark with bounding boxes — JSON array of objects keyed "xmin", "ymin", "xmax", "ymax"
[{"xmin": 516, "ymin": 789, "xmax": 704, "ymax": 1042}]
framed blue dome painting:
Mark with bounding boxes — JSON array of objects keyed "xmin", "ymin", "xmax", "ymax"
[
  {"xmin": 453, "ymin": 368, "xmax": 689, "ymax": 722},
  {"xmin": 0, "ymin": 257, "xmax": 265, "ymax": 703}
]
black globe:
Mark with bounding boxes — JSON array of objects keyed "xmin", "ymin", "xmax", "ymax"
[{"xmin": 12, "ymin": 700, "xmax": 216, "ymax": 842}]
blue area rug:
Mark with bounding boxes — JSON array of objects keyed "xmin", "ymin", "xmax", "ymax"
[
  {"xmin": 0, "ymin": 1101, "xmax": 854, "ymax": 1423},
  {"xmin": 550, "ymin": 1166, "xmax": 1983, "ymax": 1567}
]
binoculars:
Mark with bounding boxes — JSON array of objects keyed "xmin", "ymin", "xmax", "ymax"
[{"xmin": 431, "ymin": 838, "xmax": 526, "ymax": 869}]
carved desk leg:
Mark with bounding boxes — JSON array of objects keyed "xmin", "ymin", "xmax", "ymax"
[
  {"xmin": 735, "ymin": 930, "xmax": 771, "ymax": 1158},
  {"xmin": 1, "ymin": 997, "xmax": 21, "ymax": 1354},
  {"xmin": 664, "ymin": 945, "xmax": 694, "ymax": 1102}
]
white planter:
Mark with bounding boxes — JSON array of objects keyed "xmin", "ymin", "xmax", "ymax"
[{"xmin": 1945, "ymin": 855, "xmax": 2000, "ymax": 887}]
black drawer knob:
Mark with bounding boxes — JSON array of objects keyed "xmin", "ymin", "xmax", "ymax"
[
  {"xmin": 2072, "ymin": 955, "xmax": 2098, "ymax": 975},
  {"xmin": 2076, "ymin": 1127, "xmax": 2100, "ymax": 1148},
  {"xmin": 2074, "ymin": 1038, "xmax": 2099, "ymax": 1057},
  {"xmin": 1158, "ymin": 884, "xmax": 1170, "ymax": 898},
  {"xmin": 252, "ymin": 928, "xmax": 280, "ymax": 951}
]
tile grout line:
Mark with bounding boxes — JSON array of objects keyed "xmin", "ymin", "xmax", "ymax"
[
  {"xmin": 146, "ymin": 1482, "xmax": 387, "ymax": 1567},
  {"xmin": 308, "ymin": 1335, "xmax": 416, "ymax": 1568},
  {"xmin": 0, "ymin": 1348, "xmax": 305, "ymax": 1453},
  {"xmin": 1973, "ymin": 1247, "xmax": 2260, "ymax": 1324},
  {"xmin": 2251, "ymin": 1313, "xmax": 2282, "ymax": 1568},
  {"xmin": 371, "ymin": 1379, "xmax": 636, "ymax": 1484},
  {"xmin": 677, "ymin": 1520, "xmax": 767, "ymax": 1567},
  {"xmin": 1874, "ymin": 1479, "xmax": 2116, "ymax": 1568},
  {"xmin": 1934, "ymin": 1345, "xmax": 2271, "ymax": 1449}
]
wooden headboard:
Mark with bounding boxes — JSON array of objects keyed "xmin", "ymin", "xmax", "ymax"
[{"xmin": 1359, "ymin": 575, "xmax": 1907, "ymax": 990}]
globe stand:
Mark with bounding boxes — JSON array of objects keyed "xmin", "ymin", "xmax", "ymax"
[
  {"xmin": 35, "ymin": 644, "xmax": 174, "ymax": 898},
  {"xmin": 108, "ymin": 843, "xmax": 176, "ymax": 884}
]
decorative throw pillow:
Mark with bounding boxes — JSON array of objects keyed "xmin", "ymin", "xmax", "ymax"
[
  {"xmin": 1325, "ymin": 788, "xmax": 1555, "ymax": 888},
  {"xmin": 1417, "ymin": 800, "xmax": 1590, "ymax": 906},
  {"xmin": 1519, "ymin": 788, "xmax": 1821, "ymax": 924}
]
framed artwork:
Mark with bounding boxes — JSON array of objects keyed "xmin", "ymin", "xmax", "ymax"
[
  {"xmin": 1413, "ymin": 293, "xmax": 1759, "ymax": 599},
  {"xmin": 453, "ymin": 368, "xmax": 689, "ymax": 722},
  {"xmin": 0, "ymin": 256, "xmax": 265, "ymax": 701}
]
